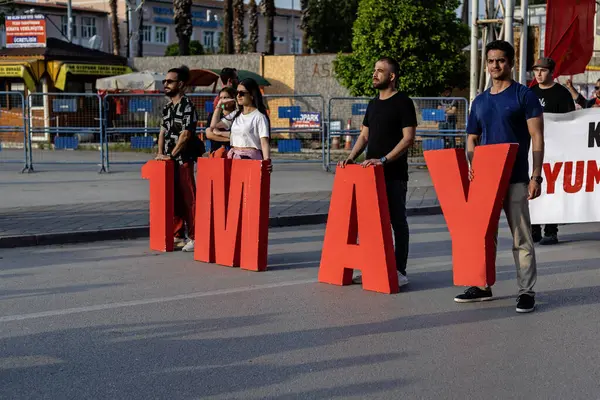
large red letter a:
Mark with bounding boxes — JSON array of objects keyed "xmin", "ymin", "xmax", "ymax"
[
  {"xmin": 318, "ymin": 165, "xmax": 398, "ymax": 294},
  {"xmin": 195, "ymin": 158, "xmax": 270, "ymax": 271},
  {"xmin": 424, "ymin": 144, "xmax": 518, "ymax": 287}
]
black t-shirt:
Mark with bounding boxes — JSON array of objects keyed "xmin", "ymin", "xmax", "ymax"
[
  {"xmin": 531, "ymin": 83, "xmax": 575, "ymax": 114},
  {"xmin": 363, "ymin": 92, "xmax": 418, "ymax": 181}
]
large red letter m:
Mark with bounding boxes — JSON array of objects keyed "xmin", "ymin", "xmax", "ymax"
[
  {"xmin": 424, "ymin": 144, "xmax": 518, "ymax": 287},
  {"xmin": 195, "ymin": 158, "xmax": 271, "ymax": 271}
]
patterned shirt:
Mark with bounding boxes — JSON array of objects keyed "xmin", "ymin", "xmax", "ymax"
[{"xmin": 161, "ymin": 95, "xmax": 198, "ymax": 162}]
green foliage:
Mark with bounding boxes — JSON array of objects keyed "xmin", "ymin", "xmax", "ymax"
[
  {"xmin": 334, "ymin": 0, "xmax": 469, "ymax": 97},
  {"xmin": 165, "ymin": 40, "xmax": 204, "ymax": 56},
  {"xmin": 304, "ymin": 0, "xmax": 358, "ymax": 53}
]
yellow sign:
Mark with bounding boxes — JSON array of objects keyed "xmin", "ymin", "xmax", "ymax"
[
  {"xmin": 0, "ymin": 65, "xmax": 25, "ymax": 77},
  {"xmin": 68, "ymin": 64, "xmax": 131, "ymax": 76},
  {"xmin": 54, "ymin": 63, "xmax": 132, "ymax": 90}
]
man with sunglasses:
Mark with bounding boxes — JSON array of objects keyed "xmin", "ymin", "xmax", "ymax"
[
  {"xmin": 566, "ymin": 78, "xmax": 600, "ymax": 109},
  {"xmin": 156, "ymin": 65, "xmax": 200, "ymax": 253},
  {"xmin": 530, "ymin": 57, "xmax": 575, "ymax": 246}
]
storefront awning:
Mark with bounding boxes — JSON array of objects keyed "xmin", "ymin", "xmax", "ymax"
[
  {"xmin": 0, "ymin": 63, "xmax": 37, "ymax": 92},
  {"xmin": 50, "ymin": 62, "xmax": 132, "ymax": 91}
]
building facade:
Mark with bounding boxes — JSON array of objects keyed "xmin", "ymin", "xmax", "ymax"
[
  {"xmin": 0, "ymin": 0, "xmax": 111, "ymax": 53},
  {"xmin": 66, "ymin": 0, "xmax": 303, "ymax": 57}
]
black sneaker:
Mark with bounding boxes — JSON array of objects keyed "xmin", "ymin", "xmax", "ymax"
[
  {"xmin": 539, "ymin": 235, "xmax": 558, "ymax": 245},
  {"xmin": 454, "ymin": 286, "xmax": 493, "ymax": 303},
  {"xmin": 516, "ymin": 294, "xmax": 535, "ymax": 313}
]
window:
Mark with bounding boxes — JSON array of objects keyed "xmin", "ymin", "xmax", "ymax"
[
  {"xmin": 203, "ymin": 31, "xmax": 214, "ymax": 49},
  {"xmin": 31, "ymin": 82, "xmax": 44, "ymax": 107},
  {"xmin": 291, "ymin": 38, "xmax": 301, "ymax": 54},
  {"xmin": 154, "ymin": 26, "xmax": 167, "ymax": 44},
  {"xmin": 81, "ymin": 17, "xmax": 97, "ymax": 38},
  {"xmin": 142, "ymin": 25, "xmax": 152, "ymax": 43},
  {"xmin": 61, "ymin": 15, "xmax": 77, "ymax": 37}
]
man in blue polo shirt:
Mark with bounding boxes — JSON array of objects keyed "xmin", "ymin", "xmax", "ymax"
[{"xmin": 454, "ymin": 40, "xmax": 545, "ymax": 313}]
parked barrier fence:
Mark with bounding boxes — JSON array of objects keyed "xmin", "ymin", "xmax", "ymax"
[
  {"xmin": 0, "ymin": 91, "xmax": 29, "ymax": 172},
  {"xmin": 27, "ymin": 93, "xmax": 105, "ymax": 172},
  {"xmin": 326, "ymin": 96, "xmax": 469, "ymax": 171},
  {"xmin": 263, "ymin": 94, "xmax": 325, "ymax": 165}
]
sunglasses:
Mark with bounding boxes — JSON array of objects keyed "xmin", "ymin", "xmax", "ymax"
[
  {"xmin": 162, "ymin": 79, "xmax": 179, "ymax": 85},
  {"xmin": 236, "ymin": 90, "xmax": 249, "ymax": 97},
  {"xmin": 595, "ymin": 87, "xmax": 600, "ymax": 90}
]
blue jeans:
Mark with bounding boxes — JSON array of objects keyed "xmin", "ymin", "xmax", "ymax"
[{"xmin": 386, "ymin": 180, "xmax": 409, "ymax": 275}]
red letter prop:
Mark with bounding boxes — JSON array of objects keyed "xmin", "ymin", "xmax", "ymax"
[
  {"xmin": 318, "ymin": 165, "xmax": 398, "ymax": 294},
  {"xmin": 141, "ymin": 160, "xmax": 175, "ymax": 252},
  {"xmin": 195, "ymin": 158, "xmax": 271, "ymax": 271},
  {"xmin": 424, "ymin": 144, "xmax": 518, "ymax": 287}
]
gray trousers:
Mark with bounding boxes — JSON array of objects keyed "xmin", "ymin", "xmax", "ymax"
[{"xmin": 495, "ymin": 183, "xmax": 537, "ymax": 296}]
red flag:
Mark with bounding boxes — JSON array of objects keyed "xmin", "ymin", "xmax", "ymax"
[{"xmin": 544, "ymin": 0, "xmax": 595, "ymax": 77}]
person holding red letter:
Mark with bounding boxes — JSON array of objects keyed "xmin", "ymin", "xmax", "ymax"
[
  {"xmin": 455, "ymin": 41, "xmax": 544, "ymax": 313},
  {"xmin": 155, "ymin": 65, "xmax": 201, "ymax": 253},
  {"xmin": 338, "ymin": 57, "xmax": 417, "ymax": 288}
]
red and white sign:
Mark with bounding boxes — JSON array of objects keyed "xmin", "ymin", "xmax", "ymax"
[
  {"xmin": 5, "ymin": 15, "xmax": 47, "ymax": 48},
  {"xmin": 529, "ymin": 108, "xmax": 600, "ymax": 224}
]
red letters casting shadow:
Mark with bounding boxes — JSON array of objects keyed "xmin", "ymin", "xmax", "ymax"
[
  {"xmin": 318, "ymin": 165, "xmax": 398, "ymax": 294},
  {"xmin": 195, "ymin": 158, "xmax": 271, "ymax": 271},
  {"xmin": 142, "ymin": 160, "xmax": 175, "ymax": 252},
  {"xmin": 424, "ymin": 144, "xmax": 518, "ymax": 287}
]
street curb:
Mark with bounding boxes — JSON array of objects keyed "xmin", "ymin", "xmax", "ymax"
[{"xmin": 0, "ymin": 206, "xmax": 441, "ymax": 249}]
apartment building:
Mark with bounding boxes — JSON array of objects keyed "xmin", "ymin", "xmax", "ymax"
[
  {"xmin": 0, "ymin": 0, "xmax": 111, "ymax": 52},
  {"xmin": 67, "ymin": 0, "xmax": 303, "ymax": 57}
]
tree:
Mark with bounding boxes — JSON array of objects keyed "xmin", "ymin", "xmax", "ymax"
[
  {"xmin": 109, "ymin": 0, "xmax": 121, "ymax": 55},
  {"xmin": 136, "ymin": 6, "xmax": 143, "ymax": 57},
  {"xmin": 222, "ymin": 0, "xmax": 234, "ymax": 54},
  {"xmin": 249, "ymin": 0, "xmax": 259, "ymax": 52},
  {"xmin": 261, "ymin": 0, "xmax": 275, "ymax": 55},
  {"xmin": 300, "ymin": 0, "xmax": 309, "ymax": 54},
  {"xmin": 304, "ymin": 0, "xmax": 358, "ymax": 53},
  {"xmin": 233, "ymin": 0, "xmax": 245, "ymax": 53},
  {"xmin": 334, "ymin": 0, "xmax": 469, "ymax": 97},
  {"xmin": 174, "ymin": 0, "xmax": 193, "ymax": 55},
  {"xmin": 165, "ymin": 40, "xmax": 205, "ymax": 56}
]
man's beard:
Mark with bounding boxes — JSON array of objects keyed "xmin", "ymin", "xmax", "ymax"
[
  {"xmin": 165, "ymin": 89, "xmax": 179, "ymax": 98},
  {"xmin": 373, "ymin": 79, "xmax": 390, "ymax": 90}
]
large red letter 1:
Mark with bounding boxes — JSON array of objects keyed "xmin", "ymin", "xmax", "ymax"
[
  {"xmin": 424, "ymin": 144, "xmax": 518, "ymax": 287},
  {"xmin": 318, "ymin": 165, "xmax": 398, "ymax": 294},
  {"xmin": 195, "ymin": 158, "xmax": 271, "ymax": 271},
  {"xmin": 141, "ymin": 160, "xmax": 174, "ymax": 252}
]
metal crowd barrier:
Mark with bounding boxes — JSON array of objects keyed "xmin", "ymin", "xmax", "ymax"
[
  {"xmin": 27, "ymin": 93, "xmax": 105, "ymax": 172},
  {"xmin": 326, "ymin": 96, "xmax": 469, "ymax": 171},
  {"xmin": 0, "ymin": 92, "xmax": 30, "ymax": 172}
]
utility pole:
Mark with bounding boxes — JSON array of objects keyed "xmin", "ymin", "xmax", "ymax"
[
  {"xmin": 67, "ymin": 0, "xmax": 73, "ymax": 42},
  {"xmin": 469, "ymin": 0, "xmax": 479, "ymax": 103},
  {"xmin": 519, "ymin": 0, "xmax": 529, "ymax": 85},
  {"xmin": 291, "ymin": 0, "xmax": 295, "ymax": 54}
]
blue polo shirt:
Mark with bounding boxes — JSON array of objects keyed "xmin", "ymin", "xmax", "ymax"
[{"xmin": 467, "ymin": 81, "xmax": 543, "ymax": 183}]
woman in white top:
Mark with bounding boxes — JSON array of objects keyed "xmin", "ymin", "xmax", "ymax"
[{"xmin": 210, "ymin": 78, "xmax": 271, "ymax": 168}]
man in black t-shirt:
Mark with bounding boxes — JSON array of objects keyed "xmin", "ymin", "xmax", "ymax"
[
  {"xmin": 531, "ymin": 57, "xmax": 575, "ymax": 245},
  {"xmin": 338, "ymin": 57, "xmax": 418, "ymax": 289}
]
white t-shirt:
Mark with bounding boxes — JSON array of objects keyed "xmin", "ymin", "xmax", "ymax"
[{"xmin": 230, "ymin": 109, "xmax": 270, "ymax": 149}]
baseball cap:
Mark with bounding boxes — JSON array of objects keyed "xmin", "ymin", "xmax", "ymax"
[{"xmin": 532, "ymin": 57, "xmax": 556, "ymax": 71}]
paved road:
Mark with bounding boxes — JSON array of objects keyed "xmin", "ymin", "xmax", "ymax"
[{"xmin": 2, "ymin": 215, "xmax": 600, "ymax": 399}]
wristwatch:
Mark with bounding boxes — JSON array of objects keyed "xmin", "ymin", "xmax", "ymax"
[
  {"xmin": 531, "ymin": 175, "xmax": 543, "ymax": 184},
  {"xmin": 379, "ymin": 156, "xmax": 387, "ymax": 165}
]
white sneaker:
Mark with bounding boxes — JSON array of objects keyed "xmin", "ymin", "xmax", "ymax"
[
  {"xmin": 352, "ymin": 271, "xmax": 409, "ymax": 287},
  {"xmin": 397, "ymin": 272, "xmax": 409, "ymax": 287},
  {"xmin": 182, "ymin": 240, "xmax": 195, "ymax": 252}
]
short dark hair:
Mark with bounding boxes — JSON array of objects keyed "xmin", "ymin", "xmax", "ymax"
[
  {"xmin": 167, "ymin": 65, "xmax": 190, "ymax": 83},
  {"xmin": 485, "ymin": 40, "xmax": 515, "ymax": 65},
  {"xmin": 220, "ymin": 67, "xmax": 238, "ymax": 85},
  {"xmin": 377, "ymin": 57, "xmax": 400, "ymax": 85}
]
